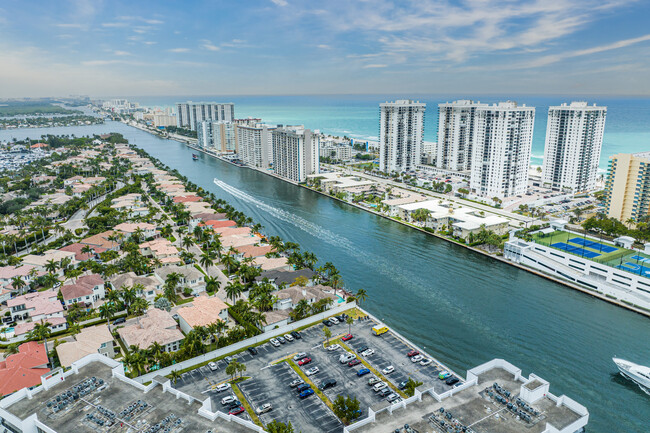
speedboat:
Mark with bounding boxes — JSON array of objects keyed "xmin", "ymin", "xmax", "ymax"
[{"xmin": 613, "ymin": 358, "xmax": 650, "ymax": 391}]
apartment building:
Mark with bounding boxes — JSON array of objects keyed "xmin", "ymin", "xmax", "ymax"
[
  {"xmin": 542, "ymin": 102, "xmax": 607, "ymax": 193},
  {"xmin": 237, "ymin": 123, "xmax": 276, "ymax": 168},
  {"xmin": 175, "ymin": 102, "xmax": 235, "ymax": 131},
  {"xmin": 379, "ymin": 100, "xmax": 425, "ymax": 173},
  {"xmin": 197, "ymin": 120, "xmax": 238, "ymax": 153},
  {"xmin": 436, "ymin": 100, "xmax": 488, "ymax": 171},
  {"xmin": 604, "ymin": 152, "xmax": 650, "ymax": 223},
  {"xmin": 470, "ymin": 101, "xmax": 535, "ymax": 198},
  {"xmin": 271, "ymin": 126, "xmax": 320, "ymax": 183},
  {"xmin": 320, "ymin": 142, "xmax": 353, "ymax": 161}
]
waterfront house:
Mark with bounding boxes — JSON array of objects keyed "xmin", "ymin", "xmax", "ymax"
[
  {"xmin": 255, "ymin": 269, "xmax": 317, "ymax": 288},
  {"xmin": 234, "ymin": 244, "xmax": 275, "ymax": 261},
  {"xmin": 251, "ymin": 256, "xmax": 291, "ymax": 271},
  {"xmin": 273, "ymin": 284, "xmax": 337, "ymax": 311}
]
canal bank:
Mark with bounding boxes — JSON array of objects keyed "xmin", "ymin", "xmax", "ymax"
[{"xmin": 3, "ymin": 121, "xmax": 649, "ymax": 432}]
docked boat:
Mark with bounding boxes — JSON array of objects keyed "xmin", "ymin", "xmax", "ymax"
[
  {"xmin": 192, "ymin": 153, "xmax": 199, "ymax": 160},
  {"xmin": 613, "ymin": 358, "xmax": 650, "ymax": 391}
]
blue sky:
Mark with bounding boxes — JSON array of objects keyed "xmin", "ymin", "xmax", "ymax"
[{"xmin": 1, "ymin": 0, "xmax": 650, "ymax": 97}]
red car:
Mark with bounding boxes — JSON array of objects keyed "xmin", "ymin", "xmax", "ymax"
[
  {"xmin": 229, "ymin": 406, "xmax": 245, "ymax": 415},
  {"xmin": 348, "ymin": 359, "xmax": 361, "ymax": 367},
  {"xmin": 407, "ymin": 350, "xmax": 419, "ymax": 357},
  {"xmin": 298, "ymin": 357, "xmax": 312, "ymax": 366},
  {"xmin": 342, "ymin": 334, "xmax": 353, "ymax": 341}
]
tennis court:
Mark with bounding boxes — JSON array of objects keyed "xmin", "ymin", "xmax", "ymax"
[
  {"xmin": 617, "ymin": 261, "xmax": 650, "ymax": 276},
  {"xmin": 568, "ymin": 237, "xmax": 618, "ymax": 253},
  {"xmin": 630, "ymin": 255, "xmax": 650, "ymax": 262},
  {"xmin": 551, "ymin": 242, "xmax": 602, "ymax": 259}
]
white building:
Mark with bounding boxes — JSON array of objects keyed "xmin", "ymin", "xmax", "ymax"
[
  {"xmin": 197, "ymin": 121, "xmax": 238, "ymax": 153},
  {"xmin": 470, "ymin": 101, "xmax": 535, "ymax": 198},
  {"xmin": 175, "ymin": 102, "xmax": 235, "ymax": 131},
  {"xmin": 272, "ymin": 126, "xmax": 320, "ymax": 183},
  {"xmin": 237, "ymin": 123, "xmax": 276, "ymax": 168},
  {"xmin": 542, "ymin": 102, "xmax": 607, "ymax": 193},
  {"xmin": 436, "ymin": 100, "xmax": 488, "ymax": 171},
  {"xmin": 320, "ymin": 143, "xmax": 353, "ymax": 161},
  {"xmin": 379, "ymin": 100, "xmax": 425, "ymax": 173}
]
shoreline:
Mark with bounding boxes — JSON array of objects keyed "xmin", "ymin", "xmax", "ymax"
[{"xmin": 125, "ymin": 120, "xmax": 650, "ymax": 319}]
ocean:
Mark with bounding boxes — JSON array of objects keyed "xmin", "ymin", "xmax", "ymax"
[{"xmin": 129, "ymin": 94, "xmax": 650, "ymax": 169}]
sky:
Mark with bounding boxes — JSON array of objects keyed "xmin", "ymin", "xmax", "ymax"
[{"xmin": 1, "ymin": 0, "xmax": 650, "ymax": 97}]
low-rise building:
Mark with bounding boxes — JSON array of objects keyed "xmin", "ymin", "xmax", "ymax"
[
  {"xmin": 55, "ymin": 325, "xmax": 116, "ymax": 367},
  {"xmin": 234, "ymin": 244, "xmax": 275, "ymax": 260},
  {"xmin": 109, "ymin": 272, "xmax": 162, "ymax": 302},
  {"xmin": 21, "ymin": 250, "xmax": 76, "ymax": 273},
  {"xmin": 13, "ymin": 317, "xmax": 67, "ymax": 337},
  {"xmin": 80, "ymin": 230, "xmax": 120, "ymax": 251},
  {"xmin": 154, "ymin": 265, "xmax": 205, "ymax": 295},
  {"xmin": 251, "ymin": 256, "xmax": 291, "ymax": 271},
  {"xmin": 7, "ymin": 290, "xmax": 64, "ymax": 323},
  {"xmin": 60, "ymin": 274, "xmax": 105, "ymax": 307},
  {"xmin": 255, "ymin": 268, "xmax": 317, "ymax": 288},
  {"xmin": 58, "ymin": 243, "xmax": 106, "ymax": 261},
  {"xmin": 273, "ymin": 284, "xmax": 338, "ymax": 311},
  {"xmin": 139, "ymin": 238, "xmax": 180, "ymax": 266},
  {"xmin": 177, "ymin": 295, "xmax": 228, "ymax": 334},
  {"xmin": 117, "ymin": 308, "xmax": 184, "ymax": 353},
  {"xmin": 0, "ymin": 341, "xmax": 49, "ymax": 397},
  {"xmin": 0, "ymin": 265, "xmax": 35, "ymax": 290},
  {"xmin": 113, "ymin": 222, "xmax": 157, "ymax": 239}
]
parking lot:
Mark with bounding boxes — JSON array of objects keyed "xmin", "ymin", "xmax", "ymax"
[{"xmin": 170, "ymin": 311, "xmax": 462, "ymax": 431}]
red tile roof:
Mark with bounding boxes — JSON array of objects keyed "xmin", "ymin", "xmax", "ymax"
[
  {"xmin": 0, "ymin": 341, "xmax": 49, "ymax": 396},
  {"xmin": 59, "ymin": 243, "xmax": 106, "ymax": 261},
  {"xmin": 173, "ymin": 195, "xmax": 201, "ymax": 203},
  {"xmin": 202, "ymin": 220, "xmax": 237, "ymax": 229}
]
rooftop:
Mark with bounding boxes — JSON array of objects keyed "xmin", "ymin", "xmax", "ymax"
[
  {"xmin": 177, "ymin": 295, "xmax": 228, "ymax": 328},
  {"xmin": 0, "ymin": 341, "xmax": 48, "ymax": 396},
  {"xmin": 117, "ymin": 308, "xmax": 184, "ymax": 350},
  {"xmin": 56, "ymin": 325, "xmax": 114, "ymax": 367}
]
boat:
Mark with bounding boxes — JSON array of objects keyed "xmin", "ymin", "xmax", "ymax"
[
  {"xmin": 613, "ymin": 358, "xmax": 650, "ymax": 392},
  {"xmin": 192, "ymin": 153, "xmax": 198, "ymax": 160}
]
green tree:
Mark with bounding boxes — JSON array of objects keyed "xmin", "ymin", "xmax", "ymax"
[
  {"xmin": 355, "ymin": 289, "xmax": 368, "ymax": 306},
  {"xmin": 170, "ymin": 369, "xmax": 182, "ymax": 385},
  {"xmin": 323, "ymin": 326, "xmax": 332, "ymax": 346},
  {"xmin": 332, "ymin": 395, "xmax": 361, "ymax": 425},
  {"xmin": 346, "ymin": 316, "xmax": 354, "ymax": 334},
  {"xmin": 404, "ymin": 378, "xmax": 423, "ymax": 397},
  {"xmin": 266, "ymin": 420, "xmax": 295, "ymax": 433}
]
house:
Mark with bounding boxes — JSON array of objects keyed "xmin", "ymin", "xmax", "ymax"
[
  {"xmin": 139, "ymin": 238, "xmax": 180, "ymax": 265},
  {"xmin": 117, "ymin": 308, "xmax": 184, "ymax": 353},
  {"xmin": 60, "ymin": 274, "xmax": 105, "ymax": 307},
  {"xmin": 59, "ymin": 243, "xmax": 106, "ymax": 261},
  {"xmin": 190, "ymin": 212, "xmax": 228, "ymax": 230},
  {"xmin": 214, "ymin": 226, "xmax": 251, "ymax": 237},
  {"xmin": 114, "ymin": 222, "xmax": 157, "ymax": 239},
  {"xmin": 0, "ymin": 341, "xmax": 49, "ymax": 396},
  {"xmin": 255, "ymin": 269, "xmax": 317, "ymax": 289},
  {"xmin": 234, "ymin": 245, "xmax": 275, "ymax": 260},
  {"xmin": 21, "ymin": 249, "xmax": 77, "ymax": 273},
  {"xmin": 111, "ymin": 193, "xmax": 148, "ymax": 217},
  {"xmin": 0, "ymin": 265, "xmax": 35, "ymax": 289},
  {"xmin": 71, "ymin": 183, "xmax": 92, "ymax": 197},
  {"xmin": 273, "ymin": 284, "xmax": 338, "ymax": 311},
  {"xmin": 80, "ymin": 230, "xmax": 120, "ymax": 251},
  {"xmin": 201, "ymin": 220, "xmax": 237, "ymax": 230},
  {"xmin": 13, "ymin": 317, "xmax": 67, "ymax": 337},
  {"xmin": 251, "ymin": 256, "xmax": 291, "ymax": 271},
  {"xmin": 173, "ymin": 195, "xmax": 202, "ymax": 203},
  {"xmin": 55, "ymin": 325, "xmax": 116, "ymax": 367},
  {"xmin": 7, "ymin": 290, "xmax": 64, "ymax": 323},
  {"xmin": 177, "ymin": 296, "xmax": 228, "ymax": 334},
  {"xmin": 154, "ymin": 265, "xmax": 205, "ymax": 295},
  {"xmin": 221, "ymin": 234, "xmax": 259, "ymax": 249},
  {"xmin": 109, "ymin": 272, "xmax": 162, "ymax": 303}
]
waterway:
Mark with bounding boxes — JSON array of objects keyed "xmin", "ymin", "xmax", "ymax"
[{"xmin": 2, "ymin": 121, "xmax": 649, "ymax": 432}]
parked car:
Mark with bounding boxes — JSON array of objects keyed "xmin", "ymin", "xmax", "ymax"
[
  {"xmin": 113, "ymin": 317, "xmax": 126, "ymax": 325},
  {"xmin": 341, "ymin": 334, "xmax": 353, "ymax": 341},
  {"xmin": 221, "ymin": 396, "xmax": 236, "ymax": 405},
  {"xmin": 305, "ymin": 367, "xmax": 320, "ymax": 376},
  {"xmin": 411, "ymin": 355, "xmax": 424, "ymax": 363},
  {"xmin": 208, "ymin": 362, "xmax": 218, "ymax": 371},
  {"xmin": 420, "ymin": 358, "xmax": 432, "ymax": 366},
  {"xmin": 361, "ymin": 349, "xmax": 375, "ymax": 357},
  {"xmin": 398, "ymin": 380, "xmax": 409, "ymax": 390},
  {"xmin": 348, "ymin": 359, "xmax": 361, "ymax": 367},
  {"xmin": 229, "ymin": 406, "xmax": 245, "ymax": 415},
  {"xmin": 299, "ymin": 389, "xmax": 315, "ymax": 399},
  {"xmin": 387, "ymin": 393, "xmax": 400, "ymax": 402},
  {"xmin": 368, "ymin": 377, "xmax": 379, "ymax": 385},
  {"xmin": 256, "ymin": 403, "xmax": 272, "ymax": 414},
  {"xmin": 248, "ymin": 347, "xmax": 258, "ymax": 355},
  {"xmin": 298, "ymin": 357, "xmax": 312, "ymax": 366},
  {"xmin": 214, "ymin": 383, "xmax": 231, "ymax": 392},
  {"xmin": 372, "ymin": 382, "xmax": 387, "ymax": 392},
  {"xmin": 357, "ymin": 368, "xmax": 370, "ymax": 377},
  {"xmin": 291, "ymin": 331, "xmax": 302, "ymax": 339},
  {"xmin": 382, "ymin": 366, "xmax": 395, "ymax": 375},
  {"xmin": 277, "ymin": 336, "xmax": 286, "ymax": 344},
  {"xmin": 357, "ymin": 346, "xmax": 369, "ymax": 354},
  {"xmin": 378, "ymin": 388, "xmax": 392, "ymax": 397},
  {"xmin": 438, "ymin": 371, "xmax": 451, "ymax": 380},
  {"xmin": 289, "ymin": 379, "xmax": 304, "ymax": 388},
  {"xmin": 407, "ymin": 350, "xmax": 419, "ymax": 357},
  {"xmin": 293, "ymin": 352, "xmax": 308, "ymax": 361},
  {"xmin": 322, "ymin": 319, "xmax": 332, "ymax": 327},
  {"xmin": 319, "ymin": 379, "xmax": 337, "ymax": 390},
  {"xmin": 339, "ymin": 353, "xmax": 356, "ymax": 364},
  {"xmin": 270, "ymin": 338, "xmax": 280, "ymax": 347},
  {"xmin": 327, "ymin": 344, "xmax": 340, "ymax": 351},
  {"xmin": 296, "ymin": 384, "xmax": 311, "ymax": 393},
  {"xmin": 328, "ymin": 317, "xmax": 339, "ymax": 324},
  {"xmin": 284, "ymin": 333, "xmax": 294, "ymax": 342},
  {"xmin": 446, "ymin": 376, "xmax": 460, "ymax": 386}
]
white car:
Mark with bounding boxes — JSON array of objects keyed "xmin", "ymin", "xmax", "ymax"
[
  {"xmin": 293, "ymin": 352, "xmax": 307, "ymax": 361},
  {"xmin": 386, "ymin": 393, "xmax": 399, "ymax": 402},
  {"xmin": 327, "ymin": 344, "xmax": 340, "ymax": 351},
  {"xmin": 328, "ymin": 317, "xmax": 339, "ymax": 324},
  {"xmin": 215, "ymin": 383, "xmax": 231, "ymax": 393},
  {"xmin": 420, "ymin": 358, "xmax": 432, "ymax": 366},
  {"xmin": 339, "ymin": 353, "xmax": 356, "ymax": 364},
  {"xmin": 208, "ymin": 362, "xmax": 218, "ymax": 371},
  {"xmin": 382, "ymin": 366, "xmax": 395, "ymax": 375},
  {"xmin": 221, "ymin": 395, "xmax": 236, "ymax": 405},
  {"xmin": 411, "ymin": 355, "xmax": 424, "ymax": 363},
  {"xmin": 372, "ymin": 382, "xmax": 387, "ymax": 392},
  {"xmin": 284, "ymin": 333, "xmax": 294, "ymax": 342},
  {"xmin": 270, "ymin": 338, "xmax": 280, "ymax": 347},
  {"xmin": 361, "ymin": 349, "xmax": 375, "ymax": 357},
  {"xmin": 256, "ymin": 403, "xmax": 272, "ymax": 414},
  {"xmin": 305, "ymin": 367, "xmax": 320, "ymax": 376}
]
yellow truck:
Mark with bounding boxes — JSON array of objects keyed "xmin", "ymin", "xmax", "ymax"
[{"xmin": 372, "ymin": 324, "xmax": 388, "ymax": 336}]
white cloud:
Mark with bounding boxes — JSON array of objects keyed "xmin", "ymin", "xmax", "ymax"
[
  {"xmin": 102, "ymin": 22, "xmax": 128, "ymax": 28},
  {"xmin": 270, "ymin": 0, "xmax": 288, "ymax": 6},
  {"xmin": 317, "ymin": 44, "xmax": 331, "ymax": 49},
  {"xmin": 201, "ymin": 40, "xmax": 220, "ymax": 51},
  {"xmin": 113, "ymin": 50, "xmax": 131, "ymax": 56},
  {"xmin": 55, "ymin": 23, "xmax": 85, "ymax": 29},
  {"xmin": 168, "ymin": 48, "xmax": 190, "ymax": 53},
  {"xmin": 363, "ymin": 64, "xmax": 388, "ymax": 68}
]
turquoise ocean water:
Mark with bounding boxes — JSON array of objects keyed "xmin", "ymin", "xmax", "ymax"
[{"xmin": 131, "ymin": 94, "xmax": 650, "ymax": 169}]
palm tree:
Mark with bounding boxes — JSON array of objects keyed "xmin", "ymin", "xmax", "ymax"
[
  {"xmin": 346, "ymin": 316, "xmax": 354, "ymax": 334},
  {"xmin": 44, "ymin": 259, "xmax": 58, "ymax": 274},
  {"xmin": 99, "ymin": 303, "xmax": 116, "ymax": 329},
  {"xmin": 29, "ymin": 321, "xmax": 52, "ymax": 369},
  {"xmin": 224, "ymin": 281, "xmax": 243, "ymax": 302},
  {"xmin": 182, "ymin": 236, "xmax": 194, "ymax": 249},
  {"xmin": 323, "ymin": 326, "xmax": 332, "ymax": 347},
  {"xmin": 205, "ymin": 276, "xmax": 221, "ymax": 294},
  {"xmin": 131, "ymin": 297, "xmax": 150, "ymax": 315},
  {"xmin": 69, "ymin": 323, "xmax": 82, "ymax": 336},
  {"xmin": 10, "ymin": 276, "xmax": 26, "ymax": 294},
  {"xmin": 355, "ymin": 289, "xmax": 368, "ymax": 305},
  {"xmin": 170, "ymin": 369, "xmax": 182, "ymax": 385},
  {"xmin": 147, "ymin": 341, "xmax": 164, "ymax": 365},
  {"xmin": 199, "ymin": 252, "xmax": 215, "ymax": 270}
]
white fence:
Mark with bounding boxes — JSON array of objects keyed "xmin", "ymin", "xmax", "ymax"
[{"xmin": 135, "ymin": 301, "xmax": 356, "ymax": 383}]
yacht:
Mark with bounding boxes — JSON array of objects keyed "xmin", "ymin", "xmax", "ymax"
[{"xmin": 613, "ymin": 358, "xmax": 650, "ymax": 391}]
